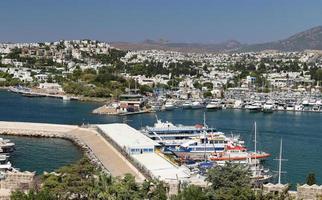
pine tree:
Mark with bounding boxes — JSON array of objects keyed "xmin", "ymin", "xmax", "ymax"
[{"xmin": 306, "ymin": 172, "xmax": 316, "ymax": 186}]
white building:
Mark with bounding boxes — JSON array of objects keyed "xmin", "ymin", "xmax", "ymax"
[
  {"xmin": 97, "ymin": 123, "xmax": 190, "ymax": 181},
  {"xmin": 38, "ymin": 83, "xmax": 63, "ymax": 93},
  {"xmin": 97, "ymin": 123, "xmax": 159, "ymax": 155}
]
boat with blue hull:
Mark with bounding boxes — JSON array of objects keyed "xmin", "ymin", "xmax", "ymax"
[
  {"xmin": 171, "ymin": 132, "xmax": 244, "ymax": 160},
  {"xmin": 141, "ymin": 116, "xmax": 217, "ymax": 152}
]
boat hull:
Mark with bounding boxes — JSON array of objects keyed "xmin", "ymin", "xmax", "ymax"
[
  {"xmin": 210, "ymin": 153, "xmax": 271, "ymax": 161},
  {"xmin": 172, "ymin": 149, "xmax": 225, "ymax": 160},
  {"xmin": 164, "ymin": 106, "xmax": 175, "ymax": 111},
  {"xmin": 190, "ymin": 105, "xmax": 204, "ymax": 109},
  {"xmin": 262, "ymin": 108, "xmax": 273, "ymax": 113},
  {"xmin": 206, "ymin": 105, "xmax": 222, "ymax": 110}
]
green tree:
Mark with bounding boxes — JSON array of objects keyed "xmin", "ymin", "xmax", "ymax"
[
  {"xmin": 203, "ymin": 82, "xmax": 213, "ymax": 90},
  {"xmin": 171, "ymin": 185, "xmax": 209, "ymax": 200},
  {"xmin": 193, "ymin": 81, "xmax": 202, "ymax": 90},
  {"xmin": 207, "ymin": 162, "xmax": 251, "ymax": 190},
  {"xmin": 11, "ymin": 189, "xmax": 56, "ymax": 200},
  {"xmin": 12, "ymin": 157, "xmax": 168, "ymax": 200},
  {"xmin": 203, "ymin": 91, "xmax": 213, "ymax": 98},
  {"xmin": 206, "ymin": 162, "xmax": 254, "ymax": 199},
  {"xmin": 140, "ymin": 85, "xmax": 153, "ymax": 94},
  {"xmin": 306, "ymin": 172, "xmax": 316, "ymax": 186}
]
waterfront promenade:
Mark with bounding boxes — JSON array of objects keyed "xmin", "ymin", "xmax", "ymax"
[{"xmin": 0, "ymin": 121, "xmax": 145, "ymax": 182}]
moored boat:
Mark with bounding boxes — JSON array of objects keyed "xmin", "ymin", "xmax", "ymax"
[
  {"xmin": 206, "ymin": 100, "xmax": 222, "ymax": 110},
  {"xmin": 0, "ymin": 155, "xmax": 12, "ymax": 171},
  {"xmin": 191, "ymin": 100, "xmax": 205, "ymax": 109},
  {"xmin": 171, "ymin": 132, "xmax": 245, "ymax": 161},
  {"xmin": 209, "ymin": 145, "xmax": 270, "ymax": 162},
  {"xmin": 245, "ymin": 102, "xmax": 262, "ymax": 112},
  {"xmin": 262, "ymin": 101, "xmax": 275, "ymax": 113},
  {"xmin": 182, "ymin": 100, "xmax": 192, "ymax": 109},
  {"xmin": 164, "ymin": 100, "xmax": 176, "ymax": 111},
  {"xmin": 141, "ymin": 116, "xmax": 217, "ymax": 152},
  {"xmin": 0, "ymin": 138, "xmax": 15, "ymax": 154}
]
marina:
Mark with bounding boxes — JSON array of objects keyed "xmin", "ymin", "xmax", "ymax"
[
  {"xmin": 0, "ymin": 120, "xmax": 272, "ymax": 191},
  {"xmin": 2, "ymin": 1, "xmax": 322, "ymax": 198},
  {"xmin": 0, "ymin": 90, "xmax": 322, "ymax": 187}
]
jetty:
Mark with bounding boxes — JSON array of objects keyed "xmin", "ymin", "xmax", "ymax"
[
  {"xmin": 0, "ymin": 121, "xmax": 205, "ymax": 197},
  {"xmin": 0, "ymin": 121, "xmax": 145, "ymax": 182},
  {"xmin": 8, "ymin": 87, "xmax": 79, "ymax": 101}
]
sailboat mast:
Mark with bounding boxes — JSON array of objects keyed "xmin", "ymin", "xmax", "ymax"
[
  {"xmin": 254, "ymin": 122, "xmax": 257, "ymax": 155},
  {"xmin": 278, "ymin": 138, "xmax": 283, "ymax": 184},
  {"xmin": 203, "ymin": 113, "xmax": 207, "ymax": 162},
  {"xmin": 254, "ymin": 122, "xmax": 257, "ymax": 176}
]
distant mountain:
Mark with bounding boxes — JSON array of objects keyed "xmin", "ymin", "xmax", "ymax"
[
  {"xmin": 111, "ymin": 26, "xmax": 322, "ymax": 53},
  {"xmin": 111, "ymin": 40, "xmax": 242, "ymax": 53},
  {"xmin": 238, "ymin": 26, "xmax": 322, "ymax": 52}
]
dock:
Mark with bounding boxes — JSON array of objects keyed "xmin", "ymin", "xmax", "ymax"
[
  {"xmin": 0, "ymin": 121, "xmax": 145, "ymax": 182},
  {"xmin": 8, "ymin": 87, "xmax": 79, "ymax": 100}
]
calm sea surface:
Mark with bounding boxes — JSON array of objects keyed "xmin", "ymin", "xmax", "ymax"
[{"xmin": 0, "ymin": 90, "xmax": 322, "ymax": 186}]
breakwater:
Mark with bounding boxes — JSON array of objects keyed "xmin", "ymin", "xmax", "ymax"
[{"xmin": 0, "ymin": 121, "xmax": 145, "ymax": 181}]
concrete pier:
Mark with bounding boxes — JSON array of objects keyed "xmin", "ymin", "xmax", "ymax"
[{"xmin": 0, "ymin": 121, "xmax": 145, "ymax": 182}]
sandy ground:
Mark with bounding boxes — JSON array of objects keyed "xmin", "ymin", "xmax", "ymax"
[{"xmin": 68, "ymin": 127, "xmax": 145, "ymax": 181}]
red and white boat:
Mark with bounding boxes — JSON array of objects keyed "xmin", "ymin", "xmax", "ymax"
[{"xmin": 209, "ymin": 145, "xmax": 270, "ymax": 161}]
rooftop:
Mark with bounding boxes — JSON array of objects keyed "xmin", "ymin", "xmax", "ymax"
[
  {"xmin": 132, "ymin": 153, "xmax": 190, "ymax": 181},
  {"xmin": 97, "ymin": 123, "xmax": 159, "ymax": 149}
]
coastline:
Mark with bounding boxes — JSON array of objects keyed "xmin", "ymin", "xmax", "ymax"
[{"xmin": 1, "ymin": 87, "xmax": 112, "ymax": 103}]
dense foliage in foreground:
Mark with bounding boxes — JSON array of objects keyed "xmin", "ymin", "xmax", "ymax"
[
  {"xmin": 11, "ymin": 157, "xmax": 167, "ymax": 200},
  {"xmin": 11, "ymin": 158, "xmax": 290, "ymax": 200}
]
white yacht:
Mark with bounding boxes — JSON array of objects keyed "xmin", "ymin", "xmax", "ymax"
[
  {"xmin": 182, "ymin": 100, "xmax": 192, "ymax": 109},
  {"xmin": 294, "ymin": 104, "xmax": 304, "ymax": 112},
  {"xmin": 164, "ymin": 100, "xmax": 176, "ymax": 111},
  {"xmin": 191, "ymin": 100, "xmax": 204, "ymax": 109},
  {"xmin": 245, "ymin": 102, "xmax": 262, "ymax": 112},
  {"xmin": 206, "ymin": 100, "xmax": 222, "ymax": 110},
  {"xmin": 233, "ymin": 100, "xmax": 243, "ymax": 109},
  {"xmin": 171, "ymin": 132, "xmax": 245, "ymax": 160},
  {"xmin": 286, "ymin": 104, "xmax": 295, "ymax": 111},
  {"xmin": 262, "ymin": 100, "xmax": 275, "ymax": 113},
  {"xmin": 276, "ymin": 103, "xmax": 285, "ymax": 111},
  {"xmin": 249, "ymin": 159, "xmax": 272, "ymax": 185},
  {"xmin": 141, "ymin": 117, "xmax": 217, "ymax": 152},
  {"xmin": 312, "ymin": 105, "xmax": 320, "ymax": 112},
  {"xmin": 0, "ymin": 155, "xmax": 12, "ymax": 171},
  {"xmin": 62, "ymin": 96, "xmax": 71, "ymax": 101},
  {"xmin": 0, "ymin": 138, "xmax": 15, "ymax": 153}
]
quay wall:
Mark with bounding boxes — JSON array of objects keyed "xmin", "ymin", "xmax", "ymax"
[{"xmin": 0, "ymin": 122, "xmax": 108, "ymax": 174}]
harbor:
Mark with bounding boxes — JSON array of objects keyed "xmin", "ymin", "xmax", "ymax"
[
  {"xmin": 0, "ymin": 120, "xmax": 275, "ymax": 195},
  {"xmin": 0, "ymin": 90, "xmax": 322, "ymax": 188},
  {"xmin": 0, "ymin": 121, "xmax": 209, "ymax": 197},
  {"xmin": 88, "ymin": 87, "xmax": 322, "ymax": 117}
]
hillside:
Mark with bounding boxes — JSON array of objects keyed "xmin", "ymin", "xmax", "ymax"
[
  {"xmin": 238, "ymin": 26, "xmax": 322, "ymax": 52},
  {"xmin": 111, "ymin": 26, "xmax": 322, "ymax": 53}
]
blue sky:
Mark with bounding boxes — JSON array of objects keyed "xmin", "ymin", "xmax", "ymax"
[{"xmin": 1, "ymin": 0, "xmax": 322, "ymax": 43}]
